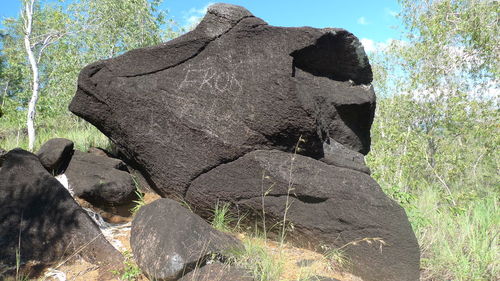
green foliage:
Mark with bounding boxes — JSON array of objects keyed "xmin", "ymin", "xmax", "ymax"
[
  {"xmin": 229, "ymin": 238, "xmax": 284, "ymax": 281},
  {"xmin": 112, "ymin": 251, "xmax": 142, "ymax": 281},
  {"xmin": 367, "ymin": 0, "xmax": 499, "ymax": 280},
  {"xmin": 211, "ymin": 201, "xmax": 234, "ymax": 232},
  {"xmin": 0, "ymin": 0, "xmax": 180, "ymax": 147},
  {"xmin": 0, "ymin": 116, "xmax": 110, "ymax": 152},
  {"xmin": 130, "ymin": 176, "xmax": 146, "ymax": 215}
]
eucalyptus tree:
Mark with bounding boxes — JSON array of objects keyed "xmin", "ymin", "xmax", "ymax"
[
  {"xmin": 1, "ymin": 0, "xmax": 175, "ymax": 149},
  {"xmin": 367, "ymin": 1, "xmax": 499, "ymax": 279}
]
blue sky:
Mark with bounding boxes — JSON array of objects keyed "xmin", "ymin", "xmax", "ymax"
[{"xmin": 0, "ymin": 0, "xmax": 405, "ymax": 52}]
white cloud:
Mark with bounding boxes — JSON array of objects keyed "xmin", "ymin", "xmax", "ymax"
[
  {"xmin": 360, "ymin": 38, "xmax": 376, "ymax": 52},
  {"xmin": 184, "ymin": 2, "xmax": 214, "ymax": 28},
  {"xmin": 357, "ymin": 16, "xmax": 369, "ymax": 25},
  {"xmin": 360, "ymin": 38, "xmax": 394, "ymax": 53}
]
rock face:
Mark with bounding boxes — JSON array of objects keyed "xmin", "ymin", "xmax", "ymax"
[
  {"xmin": 130, "ymin": 198, "xmax": 242, "ymax": 281},
  {"xmin": 0, "ymin": 149, "xmax": 123, "ymax": 272},
  {"xmin": 186, "ymin": 150, "xmax": 420, "ymax": 281},
  {"xmin": 69, "ymin": 3, "xmax": 375, "ymax": 198},
  {"xmin": 321, "ymin": 137, "xmax": 370, "ymax": 174},
  {"xmin": 36, "ymin": 138, "xmax": 74, "ymax": 174},
  {"xmin": 65, "ymin": 150, "xmax": 136, "ymax": 205},
  {"xmin": 69, "ymin": 3, "xmax": 419, "ymax": 281},
  {"xmin": 0, "ymin": 148, "xmax": 6, "ymax": 167},
  {"xmin": 177, "ymin": 263, "xmax": 253, "ymax": 281}
]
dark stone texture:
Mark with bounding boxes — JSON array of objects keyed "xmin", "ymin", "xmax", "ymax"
[
  {"xmin": 0, "ymin": 148, "xmax": 6, "ymax": 167},
  {"xmin": 130, "ymin": 198, "xmax": 242, "ymax": 281},
  {"xmin": 36, "ymin": 138, "xmax": 74, "ymax": 175},
  {"xmin": 186, "ymin": 150, "xmax": 420, "ymax": 281},
  {"xmin": 69, "ymin": 3, "xmax": 375, "ymax": 198},
  {"xmin": 65, "ymin": 150, "xmax": 136, "ymax": 206},
  {"xmin": 320, "ymin": 137, "xmax": 370, "ymax": 174},
  {"xmin": 178, "ymin": 263, "xmax": 253, "ymax": 281},
  {"xmin": 0, "ymin": 149, "xmax": 123, "ymax": 273}
]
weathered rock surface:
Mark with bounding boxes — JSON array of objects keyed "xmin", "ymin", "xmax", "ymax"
[
  {"xmin": 36, "ymin": 138, "xmax": 74, "ymax": 174},
  {"xmin": 69, "ymin": 3, "xmax": 376, "ymax": 198},
  {"xmin": 69, "ymin": 3, "xmax": 419, "ymax": 281},
  {"xmin": 320, "ymin": 137, "xmax": 370, "ymax": 174},
  {"xmin": 0, "ymin": 148, "xmax": 6, "ymax": 167},
  {"xmin": 186, "ymin": 150, "xmax": 420, "ymax": 281},
  {"xmin": 131, "ymin": 198, "xmax": 242, "ymax": 281},
  {"xmin": 65, "ymin": 150, "xmax": 136, "ymax": 206},
  {"xmin": 0, "ymin": 149, "xmax": 123, "ymax": 274},
  {"xmin": 177, "ymin": 263, "xmax": 253, "ymax": 281}
]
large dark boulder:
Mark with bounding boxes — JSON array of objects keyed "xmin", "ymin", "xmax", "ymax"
[
  {"xmin": 177, "ymin": 263, "xmax": 253, "ymax": 281},
  {"xmin": 186, "ymin": 150, "xmax": 420, "ymax": 281},
  {"xmin": 69, "ymin": 3, "xmax": 375, "ymax": 198},
  {"xmin": 69, "ymin": 3, "xmax": 419, "ymax": 280},
  {"xmin": 36, "ymin": 138, "xmax": 74, "ymax": 174},
  {"xmin": 65, "ymin": 150, "xmax": 136, "ymax": 206},
  {"xmin": 131, "ymin": 198, "xmax": 242, "ymax": 281},
  {"xmin": 0, "ymin": 149, "xmax": 123, "ymax": 275}
]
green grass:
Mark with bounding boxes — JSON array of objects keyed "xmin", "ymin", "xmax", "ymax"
[
  {"xmin": 130, "ymin": 176, "xmax": 146, "ymax": 215},
  {"xmin": 0, "ymin": 116, "xmax": 110, "ymax": 152},
  {"xmin": 211, "ymin": 201, "xmax": 235, "ymax": 232},
  {"xmin": 229, "ymin": 238, "xmax": 285, "ymax": 281},
  {"xmin": 413, "ymin": 188, "xmax": 499, "ymax": 281},
  {"xmin": 2, "ymin": 114, "xmax": 498, "ymax": 281},
  {"xmin": 112, "ymin": 251, "xmax": 142, "ymax": 281}
]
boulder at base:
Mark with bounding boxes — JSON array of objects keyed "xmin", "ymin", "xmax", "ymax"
[
  {"xmin": 0, "ymin": 149, "xmax": 123, "ymax": 276},
  {"xmin": 131, "ymin": 198, "xmax": 242, "ymax": 281},
  {"xmin": 186, "ymin": 150, "xmax": 420, "ymax": 281},
  {"xmin": 177, "ymin": 263, "xmax": 254, "ymax": 281},
  {"xmin": 69, "ymin": 3, "xmax": 376, "ymax": 198},
  {"xmin": 65, "ymin": 150, "xmax": 136, "ymax": 206},
  {"xmin": 36, "ymin": 138, "xmax": 74, "ymax": 174}
]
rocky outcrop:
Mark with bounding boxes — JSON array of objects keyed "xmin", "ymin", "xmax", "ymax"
[
  {"xmin": 186, "ymin": 150, "xmax": 420, "ymax": 281},
  {"xmin": 36, "ymin": 138, "xmax": 74, "ymax": 174},
  {"xmin": 0, "ymin": 149, "xmax": 123, "ymax": 276},
  {"xmin": 177, "ymin": 263, "xmax": 253, "ymax": 281},
  {"xmin": 65, "ymin": 150, "xmax": 136, "ymax": 206},
  {"xmin": 131, "ymin": 198, "xmax": 242, "ymax": 281},
  {"xmin": 69, "ymin": 3, "xmax": 419, "ymax": 281},
  {"xmin": 69, "ymin": 3, "xmax": 375, "ymax": 198}
]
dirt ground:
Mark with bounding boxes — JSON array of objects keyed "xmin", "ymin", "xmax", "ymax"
[{"xmin": 40, "ymin": 193, "xmax": 362, "ymax": 281}]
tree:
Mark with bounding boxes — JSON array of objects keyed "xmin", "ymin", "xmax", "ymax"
[
  {"xmin": 367, "ymin": 0, "xmax": 499, "ymax": 279},
  {"xmin": 21, "ymin": 0, "xmax": 68, "ymax": 151},
  {"xmin": 1, "ymin": 0, "xmax": 176, "ymax": 150}
]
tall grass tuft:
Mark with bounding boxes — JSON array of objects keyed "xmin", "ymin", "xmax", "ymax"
[{"xmin": 415, "ymin": 188, "xmax": 499, "ymax": 280}]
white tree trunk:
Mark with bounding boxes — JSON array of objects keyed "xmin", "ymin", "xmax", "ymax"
[{"xmin": 23, "ymin": 0, "xmax": 39, "ymax": 152}]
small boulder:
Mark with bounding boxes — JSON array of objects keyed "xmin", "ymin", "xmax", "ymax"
[
  {"xmin": 178, "ymin": 263, "xmax": 253, "ymax": 281},
  {"xmin": 131, "ymin": 198, "xmax": 242, "ymax": 281},
  {"xmin": 36, "ymin": 138, "xmax": 74, "ymax": 174},
  {"xmin": 65, "ymin": 150, "xmax": 136, "ymax": 206},
  {"xmin": 0, "ymin": 149, "xmax": 123, "ymax": 275}
]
